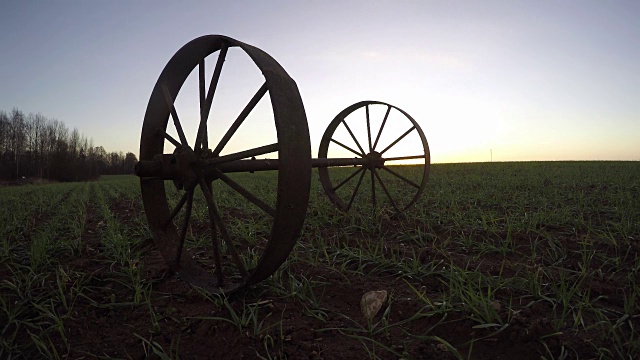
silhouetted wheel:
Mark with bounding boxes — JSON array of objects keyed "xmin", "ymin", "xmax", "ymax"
[
  {"xmin": 318, "ymin": 101, "xmax": 430, "ymax": 213},
  {"xmin": 138, "ymin": 35, "xmax": 311, "ymax": 294}
]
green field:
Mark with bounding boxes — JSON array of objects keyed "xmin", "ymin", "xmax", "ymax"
[{"xmin": 1, "ymin": 161, "xmax": 639, "ymax": 359}]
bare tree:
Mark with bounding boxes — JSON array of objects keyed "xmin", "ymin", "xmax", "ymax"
[
  {"xmin": 9, "ymin": 109, "xmax": 26, "ymax": 179},
  {"xmin": 0, "ymin": 107, "xmax": 135, "ymax": 181},
  {"xmin": 124, "ymin": 152, "xmax": 138, "ymax": 174},
  {"xmin": 0, "ymin": 111, "xmax": 8, "ymax": 176},
  {"xmin": 34, "ymin": 114, "xmax": 47, "ymax": 178}
]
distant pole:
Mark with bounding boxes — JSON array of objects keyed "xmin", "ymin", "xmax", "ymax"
[{"xmin": 490, "ymin": 149, "xmax": 493, "ymax": 162}]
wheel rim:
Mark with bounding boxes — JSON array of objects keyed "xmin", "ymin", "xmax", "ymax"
[
  {"xmin": 318, "ymin": 101, "xmax": 430, "ymax": 214},
  {"xmin": 139, "ymin": 35, "xmax": 311, "ymax": 294}
]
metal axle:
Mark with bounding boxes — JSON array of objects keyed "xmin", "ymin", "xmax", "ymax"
[{"xmin": 135, "ymin": 155, "xmax": 382, "ymax": 179}]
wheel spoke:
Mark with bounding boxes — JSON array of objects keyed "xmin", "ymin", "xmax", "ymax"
[
  {"xmin": 164, "ymin": 183, "xmax": 196, "ymax": 228},
  {"xmin": 196, "ymin": 177, "xmax": 224, "ymax": 285},
  {"xmin": 370, "ymin": 169, "xmax": 376, "ymax": 210},
  {"xmin": 213, "ymin": 168, "xmax": 276, "ymax": 217},
  {"xmin": 341, "ymin": 119, "xmax": 366, "ymax": 155},
  {"xmin": 212, "ymin": 82, "xmax": 268, "ymax": 157},
  {"xmin": 346, "ymin": 168, "xmax": 367, "ymax": 212},
  {"xmin": 155, "ymin": 128, "xmax": 181, "ymax": 148},
  {"xmin": 330, "ymin": 138, "xmax": 364, "ymax": 157},
  {"xmin": 206, "ymin": 143, "xmax": 279, "ymax": 166},
  {"xmin": 383, "ymin": 154, "xmax": 426, "ymax": 162},
  {"xmin": 372, "ymin": 105, "xmax": 391, "ymax": 151},
  {"xmin": 175, "ymin": 189, "xmax": 194, "ymax": 264},
  {"xmin": 198, "ymin": 174, "xmax": 249, "ymax": 281},
  {"xmin": 333, "ymin": 166, "xmax": 365, "ymax": 192},
  {"xmin": 199, "ymin": 59, "xmax": 205, "ymax": 110},
  {"xmin": 198, "ymin": 59, "xmax": 208, "ymax": 150},
  {"xmin": 196, "ymin": 44, "xmax": 228, "ymax": 151},
  {"xmin": 379, "ymin": 126, "xmax": 416, "ymax": 155},
  {"xmin": 205, "ymin": 179, "xmax": 219, "ymax": 271},
  {"xmin": 161, "ymin": 84, "xmax": 188, "ymax": 146},
  {"xmin": 373, "ymin": 169, "xmax": 399, "ymax": 212},
  {"xmin": 366, "ymin": 105, "xmax": 372, "ymax": 152},
  {"xmin": 164, "ymin": 191, "xmax": 188, "ymax": 228},
  {"xmin": 382, "ymin": 166, "xmax": 420, "ymax": 188}
]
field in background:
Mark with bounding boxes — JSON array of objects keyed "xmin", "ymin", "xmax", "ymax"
[{"xmin": 1, "ymin": 161, "xmax": 639, "ymax": 359}]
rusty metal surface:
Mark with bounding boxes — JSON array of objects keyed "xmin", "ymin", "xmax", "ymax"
[
  {"xmin": 139, "ymin": 35, "xmax": 311, "ymax": 294},
  {"xmin": 317, "ymin": 101, "xmax": 430, "ymax": 213}
]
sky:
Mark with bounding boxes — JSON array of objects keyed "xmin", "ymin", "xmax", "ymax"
[{"xmin": 1, "ymin": 0, "xmax": 638, "ymax": 163}]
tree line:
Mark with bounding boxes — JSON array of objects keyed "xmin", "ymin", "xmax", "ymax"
[{"xmin": 0, "ymin": 108, "xmax": 137, "ymax": 182}]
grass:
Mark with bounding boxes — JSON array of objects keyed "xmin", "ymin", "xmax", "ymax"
[{"xmin": 0, "ymin": 161, "xmax": 639, "ymax": 359}]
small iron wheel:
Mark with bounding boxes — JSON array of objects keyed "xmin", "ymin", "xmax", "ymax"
[
  {"xmin": 139, "ymin": 35, "xmax": 311, "ymax": 294},
  {"xmin": 318, "ymin": 101, "xmax": 430, "ymax": 213}
]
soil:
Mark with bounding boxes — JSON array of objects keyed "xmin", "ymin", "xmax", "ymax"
[{"xmin": 6, "ymin": 195, "xmax": 639, "ymax": 360}]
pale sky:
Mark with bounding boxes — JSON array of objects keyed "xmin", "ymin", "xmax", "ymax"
[{"xmin": 1, "ymin": 1, "xmax": 638, "ymax": 163}]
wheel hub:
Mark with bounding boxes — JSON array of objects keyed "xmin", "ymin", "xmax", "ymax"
[
  {"xmin": 172, "ymin": 145, "xmax": 199, "ymax": 190},
  {"xmin": 364, "ymin": 151, "xmax": 384, "ymax": 170}
]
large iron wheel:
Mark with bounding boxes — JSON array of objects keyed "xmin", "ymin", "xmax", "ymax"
[
  {"xmin": 139, "ymin": 35, "xmax": 311, "ymax": 294},
  {"xmin": 318, "ymin": 101, "xmax": 430, "ymax": 213}
]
